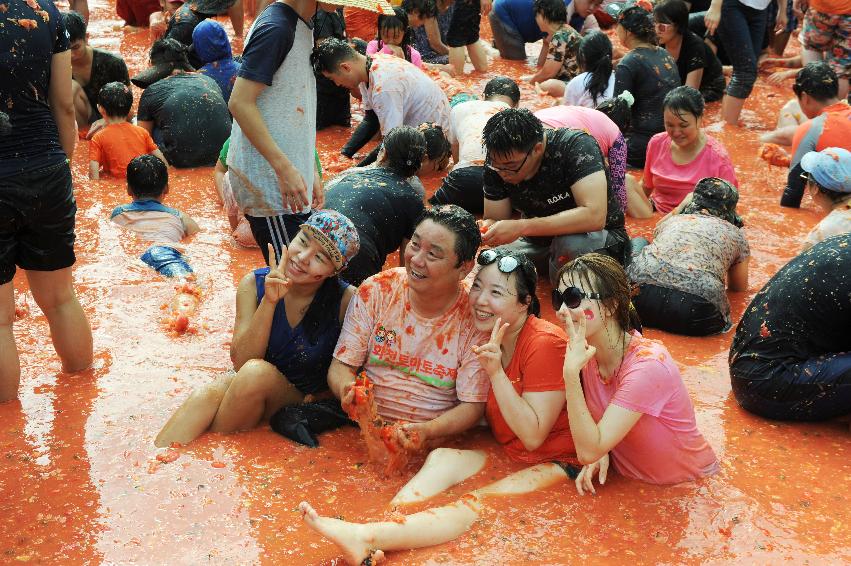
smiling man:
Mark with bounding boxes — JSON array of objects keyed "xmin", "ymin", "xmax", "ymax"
[
  {"xmin": 481, "ymin": 108, "xmax": 628, "ymax": 284},
  {"xmin": 328, "ymin": 205, "xmax": 489, "ymax": 449}
]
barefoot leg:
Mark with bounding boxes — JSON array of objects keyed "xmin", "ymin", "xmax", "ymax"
[
  {"xmin": 391, "ymin": 448, "xmax": 487, "ymax": 505},
  {"xmin": 472, "ymin": 463, "xmax": 567, "ymax": 497},
  {"xmin": 154, "ymin": 373, "xmax": 234, "ymax": 447}
]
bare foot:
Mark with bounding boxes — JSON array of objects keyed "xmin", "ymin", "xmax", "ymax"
[{"xmin": 299, "ymin": 502, "xmax": 385, "ymax": 565}]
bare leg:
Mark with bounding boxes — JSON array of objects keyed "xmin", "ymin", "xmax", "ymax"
[
  {"xmin": 625, "ymin": 175, "xmax": 653, "ymax": 219},
  {"xmin": 467, "ymin": 41, "xmax": 489, "ymax": 72},
  {"xmin": 538, "ymin": 79, "xmax": 566, "ymax": 98},
  {"xmin": 154, "ymin": 373, "xmax": 235, "ymax": 447},
  {"xmin": 448, "ymin": 46, "xmax": 467, "ymax": 75},
  {"xmin": 208, "ymin": 359, "xmax": 303, "ymax": 433},
  {"xmin": 71, "ymin": 80, "xmax": 91, "ymax": 130},
  {"xmin": 721, "ymin": 94, "xmax": 746, "ymax": 126},
  {"xmin": 471, "ymin": 463, "xmax": 567, "ymax": 497},
  {"xmin": 391, "ymin": 448, "xmax": 487, "ymax": 505},
  {"xmin": 0, "ymin": 281, "xmax": 20, "ymax": 403},
  {"xmin": 27, "ymin": 268, "xmax": 93, "ymax": 374}
]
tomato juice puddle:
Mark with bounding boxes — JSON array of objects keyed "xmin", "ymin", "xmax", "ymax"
[{"xmin": 1, "ymin": 1, "xmax": 849, "ymax": 564}]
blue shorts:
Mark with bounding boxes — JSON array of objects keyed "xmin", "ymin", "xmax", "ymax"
[{"xmin": 141, "ymin": 245, "xmax": 193, "ymax": 278}]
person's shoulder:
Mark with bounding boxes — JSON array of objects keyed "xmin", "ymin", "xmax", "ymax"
[
  {"xmin": 648, "ymin": 131, "xmax": 670, "ymax": 149},
  {"xmin": 626, "ymin": 335, "xmax": 678, "ymax": 379},
  {"xmin": 358, "ymin": 268, "xmax": 406, "ymax": 299},
  {"xmin": 704, "ymin": 134, "xmax": 732, "ymax": 158},
  {"xmin": 94, "ymin": 48, "xmax": 127, "ymax": 65},
  {"xmin": 523, "ymin": 316, "xmax": 568, "ymax": 346}
]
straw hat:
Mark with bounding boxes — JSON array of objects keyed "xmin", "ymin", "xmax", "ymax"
[{"xmin": 332, "ymin": 0, "xmax": 395, "ymax": 16}]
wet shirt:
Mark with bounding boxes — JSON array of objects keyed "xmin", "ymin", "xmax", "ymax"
[
  {"xmin": 643, "ymin": 132, "xmax": 738, "ymax": 213},
  {"xmin": 614, "ymin": 47, "xmax": 680, "ymax": 141},
  {"xmin": 483, "ymin": 128, "xmax": 625, "ymax": 241},
  {"xmin": 582, "ymin": 333, "xmax": 720, "ymax": 485},
  {"xmin": 164, "ymin": 3, "xmax": 205, "ymax": 47},
  {"xmin": 410, "ymin": 3, "xmax": 453, "ymax": 64},
  {"xmin": 90, "ymin": 122, "xmax": 159, "ymax": 178},
  {"xmin": 486, "ymin": 316, "xmax": 576, "ymax": 465},
  {"xmin": 449, "ymin": 99, "xmax": 510, "ymax": 170},
  {"xmin": 627, "ymin": 214, "xmax": 750, "ymax": 323},
  {"xmin": 0, "ymin": 0, "xmax": 69, "ymax": 178},
  {"xmin": 730, "ymin": 233, "xmax": 851, "ymax": 376},
  {"xmin": 669, "ymin": 31, "xmax": 723, "ymax": 94},
  {"xmin": 137, "ymin": 72, "xmax": 232, "ymax": 167},
  {"xmin": 546, "ymin": 26, "xmax": 581, "ymax": 82},
  {"xmin": 563, "ymin": 71, "xmax": 615, "ymax": 108},
  {"xmin": 255, "ymin": 268, "xmax": 348, "ymax": 394},
  {"xmin": 324, "ymin": 168, "xmax": 425, "ymax": 267},
  {"xmin": 334, "ymin": 268, "xmax": 490, "ymax": 422},
  {"xmin": 804, "ymin": 204, "xmax": 851, "ymax": 249},
  {"xmin": 110, "ymin": 199, "xmax": 189, "ymax": 245},
  {"xmin": 81, "ymin": 49, "xmax": 130, "ymax": 122}
]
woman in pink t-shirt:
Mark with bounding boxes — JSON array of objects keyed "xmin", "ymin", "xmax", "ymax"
[
  {"xmin": 554, "ymin": 253, "xmax": 718, "ymax": 489},
  {"xmin": 626, "ymin": 86, "xmax": 737, "ymax": 217}
]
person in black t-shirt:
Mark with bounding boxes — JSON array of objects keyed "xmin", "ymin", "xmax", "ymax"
[
  {"xmin": 729, "ymin": 233, "xmax": 851, "ymax": 422},
  {"xmin": 134, "ymin": 39, "xmax": 232, "ymax": 167},
  {"xmin": 163, "ymin": 0, "xmax": 240, "ymax": 67},
  {"xmin": 481, "ymin": 108, "xmax": 628, "ymax": 284},
  {"xmin": 653, "ymin": 0, "xmax": 725, "ymax": 102},
  {"xmin": 0, "ymin": 0, "xmax": 93, "ymax": 402},
  {"xmin": 325, "ymin": 126, "xmax": 427, "ymax": 285}
]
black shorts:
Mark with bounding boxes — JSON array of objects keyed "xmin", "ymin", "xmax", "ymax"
[
  {"xmin": 446, "ymin": 0, "xmax": 481, "ymax": 48},
  {"xmin": 245, "ymin": 212, "xmax": 311, "ymax": 265},
  {"xmin": 0, "ymin": 160, "xmax": 76, "ymax": 284},
  {"xmin": 554, "ymin": 461, "xmax": 581, "ymax": 479},
  {"xmin": 429, "ymin": 165, "xmax": 485, "ymax": 215},
  {"xmin": 633, "ymin": 284, "xmax": 727, "ymax": 336}
]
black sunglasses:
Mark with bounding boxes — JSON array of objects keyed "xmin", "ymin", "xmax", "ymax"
[
  {"xmin": 484, "ymin": 146, "xmax": 533, "ymax": 174},
  {"xmin": 478, "ymin": 248, "xmax": 521, "ymax": 273},
  {"xmin": 551, "ymin": 286, "xmax": 605, "ymax": 310}
]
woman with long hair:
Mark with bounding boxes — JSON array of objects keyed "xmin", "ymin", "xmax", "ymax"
[{"xmin": 563, "ymin": 31, "xmax": 615, "ymax": 108}]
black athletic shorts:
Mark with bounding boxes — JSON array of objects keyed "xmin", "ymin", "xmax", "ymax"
[
  {"xmin": 446, "ymin": 0, "xmax": 481, "ymax": 48},
  {"xmin": 0, "ymin": 160, "xmax": 76, "ymax": 284}
]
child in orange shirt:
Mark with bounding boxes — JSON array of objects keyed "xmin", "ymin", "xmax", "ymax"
[{"xmin": 89, "ymin": 82, "xmax": 167, "ymax": 179}]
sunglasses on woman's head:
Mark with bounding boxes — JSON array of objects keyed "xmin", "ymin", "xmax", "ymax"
[
  {"xmin": 551, "ymin": 286, "xmax": 605, "ymax": 310},
  {"xmin": 477, "ymin": 249, "xmax": 521, "ymax": 273}
]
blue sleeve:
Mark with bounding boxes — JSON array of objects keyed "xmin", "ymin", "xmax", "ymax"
[{"xmin": 238, "ymin": 7, "xmax": 297, "ymax": 86}]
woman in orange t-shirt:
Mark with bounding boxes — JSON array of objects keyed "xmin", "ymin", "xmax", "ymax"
[{"xmin": 300, "ymin": 249, "xmax": 581, "ymax": 565}]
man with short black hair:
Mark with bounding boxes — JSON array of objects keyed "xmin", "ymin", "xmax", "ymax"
[
  {"xmin": 481, "ymin": 108, "xmax": 627, "ymax": 283},
  {"xmin": 780, "ymin": 62, "xmax": 851, "ymax": 208}
]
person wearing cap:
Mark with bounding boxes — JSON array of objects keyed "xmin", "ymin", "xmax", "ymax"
[
  {"xmin": 134, "ymin": 39, "xmax": 232, "ymax": 168},
  {"xmin": 481, "ymin": 108, "xmax": 628, "ymax": 284},
  {"xmin": 429, "ymin": 77, "xmax": 521, "ymax": 215},
  {"xmin": 729, "ymin": 233, "xmax": 851, "ymax": 422},
  {"xmin": 192, "ymin": 19, "xmax": 241, "ymax": 103},
  {"xmin": 0, "ymin": 0, "xmax": 93, "ymax": 403},
  {"xmin": 800, "ymin": 148, "xmax": 851, "ymax": 250},
  {"xmin": 781, "ymin": 62, "xmax": 851, "ymax": 209},
  {"xmin": 627, "ymin": 177, "xmax": 750, "ymax": 336},
  {"xmin": 155, "ymin": 210, "xmax": 361, "ymax": 447},
  {"xmin": 328, "ymin": 205, "xmax": 491, "ymax": 451},
  {"xmin": 63, "ymin": 11, "xmax": 131, "ymax": 131}
]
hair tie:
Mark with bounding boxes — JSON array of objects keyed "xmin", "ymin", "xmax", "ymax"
[{"xmin": 618, "ymin": 90, "xmax": 635, "ymax": 108}]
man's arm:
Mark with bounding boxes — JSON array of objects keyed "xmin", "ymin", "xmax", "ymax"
[
  {"xmin": 518, "ymin": 170, "xmax": 608, "ymax": 237},
  {"xmin": 399, "ymin": 401, "xmax": 485, "ymax": 449},
  {"xmin": 328, "ymin": 358, "xmax": 358, "ymax": 401}
]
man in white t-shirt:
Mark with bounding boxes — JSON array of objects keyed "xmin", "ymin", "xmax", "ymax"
[
  {"xmin": 328, "ymin": 205, "xmax": 490, "ymax": 449},
  {"xmin": 312, "ymin": 38, "xmax": 451, "ymax": 141},
  {"xmin": 430, "ymin": 77, "xmax": 520, "ymax": 215}
]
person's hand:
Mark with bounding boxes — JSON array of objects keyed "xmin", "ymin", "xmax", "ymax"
[
  {"xmin": 766, "ymin": 69, "xmax": 797, "ymax": 85},
  {"xmin": 85, "ymin": 118, "xmax": 107, "ymax": 140},
  {"xmin": 472, "ymin": 317, "xmax": 509, "ymax": 378},
  {"xmin": 480, "ymin": 0, "xmax": 492, "ymax": 17},
  {"xmin": 575, "ymin": 453, "xmax": 609, "ymax": 495},
  {"xmin": 393, "ymin": 422, "xmax": 427, "ymax": 451},
  {"xmin": 792, "ymin": 0, "xmax": 806, "ymax": 19},
  {"xmin": 263, "ymin": 243, "xmax": 292, "ymax": 304},
  {"xmin": 774, "ymin": 10, "xmax": 788, "ymax": 34},
  {"xmin": 703, "ymin": 4, "xmax": 721, "ymax": 37},
  {"xmin": 481, "ymin": 220, "xmax": 523, "ymax": 246},
  {"xmin": 386, "ymin": 44, "xmax": 405, "ymax": 59},
  {"xmin": 273, "ymin": 159, "xmax": 309, "ymax": 211},
  {"xmin": 340, "ymin": 382, "xmax": 356, "ymax": 414},
  {"xmin": 312, "ymin": 175, "xmax": 325, "ymax": 209},
  {"xmin": 563, "ymin": 308, "xmax": 596, "ymax": 378}
]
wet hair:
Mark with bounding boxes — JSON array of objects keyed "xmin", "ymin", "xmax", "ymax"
[
  {"xmin": 419, "ymin": 122, "xmax": 451, "ymax": 165},
  {"xmin": 556, "ymin": 253, "xmax": 642, "ymax": 332},
  {"xmin": 98, "ymin": 82, "xmax": 133, "ymax": 118},
  {"xmin": 482, "ymin": 108, "xmax": 544, "ymax": 160},
  {"xmin": 596, "ymin": 92, "xmax": 632, "ymax": 132},
  {"xmin": 311, "ymin": 38, "xmax": 358, "ymax": 75},
  {"xmin": 127, "ymin": 154, "xmax": 168, "ymax": 199},
  {"xmin": 350, "ymin": 38, "xmax": 368, "ymax": 55},
  {"xmin": 618, "ymin": 5, "xmax": 657, "ymax": 45},
  {"xmin": 663, "ymin": 85, "xmax": 704, "ymax": 120},
  {"xmin": 377, "ymin": 7, "xmax": 415, "ymax": 61},
  {"xmin": 302, "ymin": 276, "xmax": 347, "ymax": 345},
  {"xmin": 63, "ymin": 11, "xmax": 87, "ymax": 43},
  {"xmin": 382, "ymin": 125, "xmax": 427, "ymax": 177},
  {"xmin": 793, "ymin": 61, "xmax": 839, "ymax": 102},
  {"xmin": 483, "ymin": 76, "xmax": 521, "ymax": 106},
  {"xmin": 415, "ymin": 205, "xmax": 481, "ymax": 266},
  {"xmin": 479, "ymin": 249, "xmax": 541, "ymax": 317},
  {"xmin": 810, "ymin": 178, "xmax": 850, "ymax": 205},
  {"xmin": 401, "ymin": 0, "xmax": 438, "ymax": 19},
  {"xmin": 533, "ymin": 0, "xmax": 567, "ymax": 24},
  {"xmin": 578, "ymin": 32, "xmax": 613, "ymax": 106},
  {"xmin": 652, "ymin": 0, "xmax": 689, "ymax": 36}
]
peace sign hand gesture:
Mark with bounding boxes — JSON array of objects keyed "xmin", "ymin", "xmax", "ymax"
[
  {"xmin": 563, "ymin": 311, "xmax": 596, "ymax": 379},
  {"xmin": 263, "ymin": 243, "xmax": 292, "ymax": 305},
  {"xmin": 472, "ymin": 317, "xmax": 510, "ymax": 378}
]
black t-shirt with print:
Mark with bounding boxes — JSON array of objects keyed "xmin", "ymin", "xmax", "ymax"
[
  {"xmin": 483, "ymin": 128, "xmax": 625, "ymax": 240},
  {"xmin": 730, "ymin": 233, "xmax": 851, "ymax": 379},
  {"xmin": 674, "ymin": 31, "xmax": 723, "ymax": 93}
]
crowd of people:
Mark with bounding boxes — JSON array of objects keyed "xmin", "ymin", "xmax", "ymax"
[{"xmin": 1, "ymin": 0, "xmax": 850, "ymax": 562}]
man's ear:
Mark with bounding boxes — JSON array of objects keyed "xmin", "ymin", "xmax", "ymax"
[{"xmin": 457, "ymin": 258, "xmax": 475, "ymax": 280}]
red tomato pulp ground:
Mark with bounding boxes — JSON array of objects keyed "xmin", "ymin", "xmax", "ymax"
[{"xmin": 1, "ymin": 1, "xmax": 850, "ymax": 564}]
